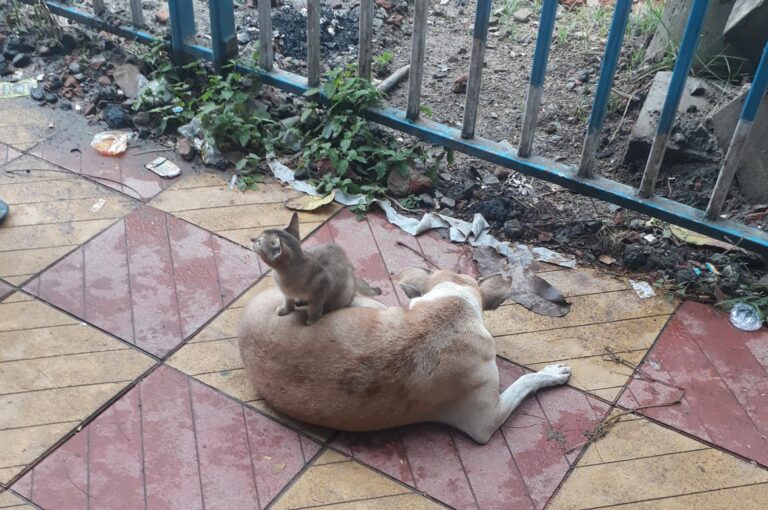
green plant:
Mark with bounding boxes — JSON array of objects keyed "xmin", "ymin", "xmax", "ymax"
[
  {"xmin": 373, "ymin": 51, "xmax": 394, "ymax": 77},
  {"xmin": 7, "ymin": 0, "xmax": 60, "ymax": 38}
]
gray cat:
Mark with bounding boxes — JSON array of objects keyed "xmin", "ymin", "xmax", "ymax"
[{"xmin": 251, "ymin": 213, "xmax": 382, "ymax": 326}]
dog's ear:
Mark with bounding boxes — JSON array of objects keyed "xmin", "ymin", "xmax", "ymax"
[
  {"xmin": 397, "ymin": 267, "xmax": 431, "ymax": 298},
  {"xmin": 284, "ymin": 213, "xmax": 300, "ymax": 240},
  {"xmin": 478, "ymin": 274, "xmax": 510, "ymax": 310}
]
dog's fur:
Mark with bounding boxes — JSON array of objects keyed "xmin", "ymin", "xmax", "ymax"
[{"xmin": 237, "ymin": 267, "xmax": 571, "ymax": 443}]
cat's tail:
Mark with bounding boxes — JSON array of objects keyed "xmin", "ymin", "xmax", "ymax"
[{"xmin": 355, "ymin": 277, "xmax": 382, "ymax": 297}]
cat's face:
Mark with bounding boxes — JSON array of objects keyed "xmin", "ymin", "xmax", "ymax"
[{"xmin": 251, "ymin": 213, "xmax": 301, "ymax": 268}]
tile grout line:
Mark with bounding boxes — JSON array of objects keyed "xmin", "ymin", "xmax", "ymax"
[
  {"xmin": 185, "ymin": 377, "xmax": 207, "ymax": 510},
  {"xmin": 241, "ymin": 405, "xmax": 263, "ymax": 509},
  {"xmin": 263, "ymin": 442, "xmax": 334, "ymax": 510},
  {"xmin": 123, "ymin": 218, "xmax": 139, "ymax": 348},
  {"xmin": 447, "ymin": 428, "xmax": 481, "ymax": 510},
  {"xmin": 491, "ymin": 312, "xmax": 674, "ymax": 338},
  {"xmin": 137, "ymin": 377, "xmax": 149, "ymax": 510},
  {"xmin": 162, "ymin": 212, "xmax": 186, "ymax": 355}
]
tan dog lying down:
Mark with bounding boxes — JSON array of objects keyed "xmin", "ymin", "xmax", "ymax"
[{"xmin": 238, "ymin": 268, "xmax": 571, "ymax": 444}]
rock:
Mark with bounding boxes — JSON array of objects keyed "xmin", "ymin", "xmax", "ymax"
[
  {"xmin": 98, "ymin": 76, "xmax": 112, "ymax": 86},
  {"xmin": 45, "ymin": 93, "xmax": 58, "ymax": 104},
  {"xmin": 237, "ymin": 32, "xmax": 251, "ymax": 44},
  {"xmin": 83, "ymin": 102, "xmax": 96, "ymax": 116},
  {"xmin": 112, "ymin": 64, "xmax": 141, "ymax": 99},
  {"xmin": 387, "ymin": 165, "xmax": 433, "ymax": 197},
  {"xmin": 3, "ymin": 36, "xmax": 34, "ymax": 59},
  {"xmin": 386, "ymin": 14, "xmax": 404, "ymax": 27},
  {"xmin": 155, "ymin": 9, "xmax": 170, "ymax": 24},
  {"xmin": 419, "ymin": 194, "xmax": 435, "ymax": 207},
  {"xmin": 11, "ymin": 53, "xmax": 31, "ymax": 68},
  {"xmin": 724, "ymin": 0, "xmax": 768, "ymax": 71},
  {"xmin": 97, "ymin": 87, "xmax": 117, "ymax": 102},
  {"xmin": 63, "ymin": 76, "xmax": 79, "ymax": 88},
  {"xmin": 38, "ymin": 46, "xmax": 53, "ymax": 57},
  {"xmin": 629, "ymin": 218, "xmax": 645, "ymax": 230},
  {"xmin": 626, "ymin": 71, "xmax": 718, "ymax": 164},
  {"xmin": 59, "ymin": 102, "xmax": 72, "ymax": 111},
  {"xmin": 576, "ymin": 69, "xmax": 590, "ymax": 83},
  {"xmin": 74, "ymin": 73, "xmax": 85, "ymax": 82},
  {"xmin": 68, "ymin": 62, "xmax": 82, "ymax": 74},
  {"xmin": 482, "ymin": 172, "xmax": 500, "ymax": 185},
  {"xmin": 102, "ymin": 104, "xmax": 132, "ymax": 129},
  {"xmin": 176, "ymin": 137, "xmax": 195, "ymax": 161},
  {"xmin": 710, "ymin": 87, "xmax": 768, "ymax": 202},
  {"xmin": 512, "ymin": 8, "xmax": 532, "ymax": 23},
  {"xmin": 375, "ymin": 0, "xmax": 392, "ymax": 8},
  {"xmin": 29, "ymin": 87, "xmax": 45, "ymax": 102},
  {"xmin": 544, "ymin": 122, "xmax": 559, "ymax": 134},
  {"xmin": 0, "ymin": 62, "xmax": 10, "ymax": 76},
  {"xmin": 452, "ymin": 73, "xmax": 468, "ymax": 94},
  {"xmin": 469, "ymin": 198, "xmax": 510, "ymax": 223},
  {"xmin": 440, "ymin": 196, "xmax": 456, "ymax": 208},
  {"xmin": 503, "ymin": 219, "xmax": 524, "ymax": 240},
  {"xmin": 623, "ymin": 244, "xmax": 650, "ymax": 270},
  {"xmin": 133, "ymin": 111, "xmax": 152, "ymax": 126}
]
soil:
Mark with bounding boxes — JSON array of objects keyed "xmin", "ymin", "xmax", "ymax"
[{"xmin": 2, "ymin": 0, "xmax": 765, "ymax": 304}]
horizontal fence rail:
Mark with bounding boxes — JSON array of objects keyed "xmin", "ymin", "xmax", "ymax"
[{"xmin": 22, "ymin": 0, "xmax": 768, "ymax": 255}]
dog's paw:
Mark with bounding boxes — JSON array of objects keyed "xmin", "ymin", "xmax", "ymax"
[
  {"xmin": 539, "ymin": 364, "xmax": 571, "ymax": 385},
  {"xmin": 304, "ymin": 317, "xmax": 318, "ymax": 327},
  {"xmin": 276, "ymin": 305, "xmax": 292, "ymax": 316}
]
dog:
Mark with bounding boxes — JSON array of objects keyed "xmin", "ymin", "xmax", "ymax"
[{"xmin": 238, "ymin": 267, "xmax": 571, "ymax": 444}]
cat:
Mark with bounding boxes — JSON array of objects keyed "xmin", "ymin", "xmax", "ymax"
[{"xmin": 251, "ymin": 213, "xmax": 382, "ymax": 326}]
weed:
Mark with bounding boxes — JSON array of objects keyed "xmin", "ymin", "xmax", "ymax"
[
  {"xmin": 373, "ymin": 51, "xmax": 394, "ymax": 77},
  {"xmin": 7, "ymin": 0, "xmax": 60, "ymax": 38}
]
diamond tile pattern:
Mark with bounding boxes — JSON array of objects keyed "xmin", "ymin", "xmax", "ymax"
[
  {"xmin": 332, "ymin": 359, "xmax": 610, "ymax": 510},
  {"xmin": 620, "ymin": 301, "xmax": 768, "ymax": 467},
  {"xmin": 548, "ymin": 413, "xmax": 768, "ymax": 509},
  {"xmin": 150, "ymin": 172, "xmax": 342, "ymax": 247},
  {"xmin": 0, "ymin": 155, "xmax": 137, "ymax": 286},
  {"xmin": 13, "ymin": 366, "xmax": 320, "ymax": 510},
  {"xmin": 0, "ymin": 292, "xmax": 153, "ymax": 485},
  {"xmin": 0, "ymin": 490, "xmax": 34, "ymax": 510},
  {"xmin": 23, "ymin": 206, "xmax": 262, "ymax": 357},
  {"xmin": 272, "ymin": 451, "xmax": 445, "ymax": 510}
]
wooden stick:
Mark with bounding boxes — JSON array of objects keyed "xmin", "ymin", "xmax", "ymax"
[
  {"xmin": 377, "ymin": 64, "xmax": 410, "ymax": 93},
  {"xmin": 307, "ymin": 0, "xmax": 321, "ymax": 87},
  {"xmin": 358, "ymin": 0, "xmax": 374, "ymax": 80},
  {"xmin": 406, "ymin": 0, "xmax": 429, "ymax": 120}
]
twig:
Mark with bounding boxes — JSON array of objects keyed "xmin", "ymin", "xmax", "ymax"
[
  {"xmin": 385, "ymin": 194, "xmax": 424, "ymax": 214},
  {"xmin": 609, "ymin": 96, "xmax": 633, "ymax": 144},
  {"xmin": 396, "ymin": 240, "xmax": 441, "ymax": 269},
  {"xmin": 130, "ymin": 148, "xmax": 173, "ymax": 156}
]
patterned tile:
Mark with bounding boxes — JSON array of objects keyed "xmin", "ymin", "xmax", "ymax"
[
  {"xmin": 0, "ymin": 282, "xmax": 12, "ymax": 301},
  {"xmin": 0, "ymin": 292, "xmax": 154, "ymax": 485},
  {"xmin": 150, "ymin": 172, "xmax": 342, "ymax": 247},
  {"xmin": 620, "ymin": 301, "xmax": 768, "ymax": 467},
  {"xmin": 13, "ymin": 366, "xmax": 319, "ymax": 510},
  {"xmin": 30, "ymin": 119, "xmax": 190, "ymax": 201},
  {"xmin": 548, "ymin": 413, "xmax": 768, "ymax": 509},
  {"xmin": 0, "ymin": 490, "xmax": 35, "ymax": 509},
  {"xmin": 23, "ymin": 206, "xmax": 262, "ymax": 357},
  {"xmin": 331, "ymin": 359, "xmax": 610, "ymax": 510},
  {"xmin": 0, "ymin": 155, "xmax": 137, "ymax": 285},
  {"xmin": 271, "ymin": 451, "xmax": 445, "ymax": 510},
  {"xmin": 0, "ymin": 98, "xmax": 54, "ymax": 151}
]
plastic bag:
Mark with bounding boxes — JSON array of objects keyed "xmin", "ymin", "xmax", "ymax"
[
  {"xmin": 137, "ymin": 75, "xmax": 172, "ymax": 106},
  {"xmin": 179, "ymin": 117, "xmax": 224, "ymax": 168},
  {"xmin": 90, "ymin": 131, "xmax": 133, "ymax": 156},
  {"xmin": 729, "ymin": 303, "xmax": 763, "ymax": 331}
]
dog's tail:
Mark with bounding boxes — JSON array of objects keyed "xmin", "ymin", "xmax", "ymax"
[{"xmin": 355, "ymin": 277, "xmax": 382, "ymax": 297}]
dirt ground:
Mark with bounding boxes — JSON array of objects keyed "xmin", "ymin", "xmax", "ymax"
[{"xmin": 3, "ymin": 0, "xmax": 766, "ymax": 303}]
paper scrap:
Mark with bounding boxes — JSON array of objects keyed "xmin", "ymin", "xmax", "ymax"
[
  {"xmin": 91, "ymin": 198, "xmax": 106, "ymax": 213},
  {"xmin": 284, "ymin": 192, "xmax": 336, "ymax": 211},
  {"xmin": 0, "ymin": 78, "xmax": 37, "ymax": 99},
  {"xmin": 145, "ymin": 157, "xmax": 181, "ymax": 178},
  {"xmin": 629, "ymin": 280, "xmax": 656, "ymax": 299}
]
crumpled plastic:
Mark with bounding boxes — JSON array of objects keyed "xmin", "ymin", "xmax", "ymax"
[
  {"xmin": 137, "ymin": 75, "xmax": 173, "ymax": 106},
  {"xmin": 729, "ymin": 303, "xmax": 763, "ymax": 331},
  {"xmin": 178, "ymin": 117, "xmax": 224, "ymax": 168},
  {"xmin": 90, "ymin": 131, "xmax": 134, "ymax": 156}
]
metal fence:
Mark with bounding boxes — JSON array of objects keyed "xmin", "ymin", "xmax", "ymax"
[{"xmin": 23, "ymin": 0, "xmax": 768, "ymax": 254}]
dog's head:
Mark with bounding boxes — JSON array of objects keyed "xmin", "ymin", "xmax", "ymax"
[{"xmin": 396, "ymin": 267, "xmax": 508, "ymax": 311}]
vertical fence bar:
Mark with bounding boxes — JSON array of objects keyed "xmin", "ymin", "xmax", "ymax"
[
  {"xmin": 130, "ymin": 0, "xmax": 144, "ymax": 27},
  {"xmin": 461, "ymin": 0, "xmax": 493, "ymax": 139},
  {"xmin": 168, "ymin": 0, "xmax": 197, "ymax": 64},
  {"xmin": 258, "ymin": 0, "xmax": 274, "ymax": 70},
  {"xmin": 92, "ymin": 0, "xmax": 105, "ymax": 15},
  {"xmin": 406, "ymin": 0, "xmax": 429, "ymax": 120},
  {"xmin": 577, "ymin": 0, "xmax": 632, "ymax": 178},
  {"xmin": 706, "ymin": 42, "xmax": 768, "ymax": 219},
  {"xmin": 638, "ymin": 0, "xmax": 710, "ymax": 198},
  {"xmin": 517, "ymin": 0, "xmax": 558, "ymax": 156},
  {"xmin": 209, "ymin": 0, "xmax": 238, "ymax": 72},
  {"xmin": 358, "ymin": 0, "xmax": 374, "ymax": 80},
  {"xmin": 307, "ymin": 0, "xmax": 321, "ymax": 87}
]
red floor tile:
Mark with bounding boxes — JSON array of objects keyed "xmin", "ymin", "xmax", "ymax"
[
  {"xmin": 23, "ymin": 206, "xmax": 262, "ymax": 357},
  {"xmin": 619, "ymin": 301, "xmax": 768, "ymax": 467},
  {"xmin": 13, "ymin": 366, "xmax": 319, "ymax": 510},
  {"xmin": 332, "ymin": 358, "xmax": 609, "ymax": 510},
  {"xmin": 30, "ymin": 123, "xmax": 191, "ymax": 201}
]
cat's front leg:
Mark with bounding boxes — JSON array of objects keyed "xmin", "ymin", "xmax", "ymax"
[
  {"xmin": 304, "ymin": 300, "xmax": 324, "ymax": 326},
  {"xmin": 276, "ymin": 296, "xmax": 296, "ymax": 316}
]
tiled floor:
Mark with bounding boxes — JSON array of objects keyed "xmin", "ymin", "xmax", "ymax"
[{"xmin": 1, "ymin": 97, "xmax": 767, "ymax": 509}]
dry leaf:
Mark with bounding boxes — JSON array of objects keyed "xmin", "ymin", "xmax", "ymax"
[
  {"xmin": 284, "ymin": 192, "xmax": 335, "ymax": 211},
  {"xmin": 669, "ymin": 225, "xmax": 741, "ymax": 252},
  {"xmin": 599, "ymin": 254, "xmax": 616, "ymax": 265}
]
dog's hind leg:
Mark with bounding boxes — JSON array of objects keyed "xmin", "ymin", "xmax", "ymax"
[{"xmin": 444, "ymin": 364, "xmax": 571, "ymax": 444}]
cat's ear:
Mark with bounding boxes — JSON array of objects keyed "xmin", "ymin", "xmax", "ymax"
[{"xmin": 285, "ymin": 213, "xmax": 300, "ymax": 240}]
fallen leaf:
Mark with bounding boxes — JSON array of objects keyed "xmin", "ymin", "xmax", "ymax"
[
  {"xmin": 669, "ymin": 225, "xmax": 743, "ymax": 252},
  {"xmin": 599, "ymin": 254, "xmax": 616, "ymax": 265},
  {"xmin": 283, "ymin": 191, "xmax": 335, "ymax": 211},
  {"xmin": 271, "ymin": 463, "xmax": 287, "ymax": 474}
]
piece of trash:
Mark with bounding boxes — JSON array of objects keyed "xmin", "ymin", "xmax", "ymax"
[
  {"xmin": 112, "ymin": 64, "xmax": 142, "ymax": 98},
  {"xmin": 705, "ymin": 262, "xmax": 720, "ymax": 275},
  {"xmin": 0, "ymin": 78, "xmax": 38, "ymax": 99},
  {"xmin": 179, "ymin": 117, "xmax": 224, "ymax": 168},
  {"xmin": 91, "ymin": 198, "xmax": 106, "ymax": 213},
  {"xmin": 669, "ymin": 225, "xmax": 742, "ymax": 252},
  {"xmin": 228, "ymin": 174, "xmax": 238, "ymax": 191},
  {"xmin": 137, "ymin": 75, "xmax": 173, "ymax": 106},
  {"xmin": 643, "ymin": 234, "xmax": 657, "ymax": 244},
  {"xmin": 145, "ymin": 157, "xmax": 181, "ymax": 178},
  {"xmin": 531, "ymin": 247, "xmax": 577, "ymax": 269},
  {"xmin": 648, "ymin": 361, "xmax": 661, "ymax": 370},
  {"xmin": 692, "ymin": 267, "xmax": 702, "ymax": 277},
  {"xmin": 729, "ymin": 303, "xmax": 763, "ymax": 331},
  {"xmin": 90, "ymin": 131, "xmax": 132, "ymax": 156},
  {"xmin": 599, "ymin": 254, "xmax": 616, "ymax": 265},
  {"xmin": 629, "ymin": 280, "xmax": 656, "ymax": 299},
  {"xmin": 473, "ymin": 245, "xmax": 571, "ymax": 317},
  {"xmin": 271, "ymin": 463, "xmax": 287, "ymax": 474},
  {"xmin": 284, "ymin": 192, "xmax": 336, "ymax": 211}
]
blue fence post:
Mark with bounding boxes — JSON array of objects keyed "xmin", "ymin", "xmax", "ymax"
[
  {"xmin": 577, "ymin": 0, "xmax": 632, "ymax": 178},
  {"xmin": 517, "ymin": 0, "xmax": 558, "ymax": 157},
  {"xmin": 706, "ymin": 41, "xmax": 768, "ymax": 219},
  {"xmin": 168, "ymin": 0, "xmax": 197, "ymax": 65},
  {"xmin": 638, "ymin": 0, "xmax": 710, "ymax": 198},
  {"xmin": 209, "ymin": 0, "xmax": 238, "ymax": 72}
]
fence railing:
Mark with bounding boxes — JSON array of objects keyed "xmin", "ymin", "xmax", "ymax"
[{"xmin": 23, "ymin": 0, "xmax": 768, "ymax": 255}]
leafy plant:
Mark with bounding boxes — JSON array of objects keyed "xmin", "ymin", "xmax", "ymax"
[{"xmin": 373, "ymin": 51, "xmax": 394, "ymax": 77}]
